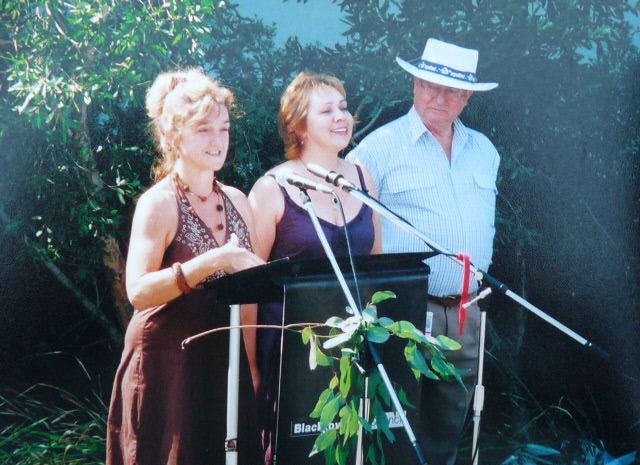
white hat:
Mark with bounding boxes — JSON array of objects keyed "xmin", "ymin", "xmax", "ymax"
[{"xmin": 396, "ymin": 38, "xmax": 498, "ymax": 91}]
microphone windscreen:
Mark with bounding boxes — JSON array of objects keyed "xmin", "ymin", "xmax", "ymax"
[
  {"xmin": 274, "ymin": 168, "xmax": 294, "ymax": 188},
  {"xmin": 306, "ymin": 163, "xmax": 329, "ymax": 180}
]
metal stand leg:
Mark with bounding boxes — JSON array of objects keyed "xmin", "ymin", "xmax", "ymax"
[
  {"xmin": 471, "ymin": 311, "xmax": 487, "ymax": 465},
  {"xmin": 226, "ymin": 303, "xmax": 241, "ymax": 465},
  {"xmin": 355, "ymin": 376, "xmax": 370, "ymax": 465}
]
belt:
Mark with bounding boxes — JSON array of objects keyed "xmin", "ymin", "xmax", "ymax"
[{"xmin": 427, "ymin": 293, "xmax": 477, "ymax": 308}]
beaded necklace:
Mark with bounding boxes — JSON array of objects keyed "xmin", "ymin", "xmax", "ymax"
[{"xmin": 172, "ymin": 173, "xmax": 225, "ymax": 232}]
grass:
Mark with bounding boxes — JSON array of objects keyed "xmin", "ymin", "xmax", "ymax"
[
  {"xmin": 0, "ymin": 342, "xmax": 636, "ymax": 465},
  {"xmin": 0, "ymin": 383, "xmax": 107, "ymax": 465},
  {"xmin": 1, "ymin": 382, "xmax": 635, "ymax": 465},
  {"xmin": 454, "ymin": 319, "xmax": 639, "ymax": 465},
  {"xmin": 456, "ymin": 395, "xmax": 638, "ymax": 465}
]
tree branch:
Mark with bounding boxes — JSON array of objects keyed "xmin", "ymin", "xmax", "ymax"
[{"xmin": 0, "ymin": 205, "xmax": 123, "ymax": 348}]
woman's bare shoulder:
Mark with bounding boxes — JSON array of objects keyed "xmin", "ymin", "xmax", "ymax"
[
  {"xmin": 218, "ymin": 182, "xmax": 246, "ymax": 201},
  {"xmin": 133, "ymin": 178, "xmax": 179, "ymax": 224},
  {"xmin": 217, "ymin": 182, "xmax": 253, "ymax": 216},
  {"xmin": 253, "ymin": 161, "xmax": 295, "ymax": 192}
]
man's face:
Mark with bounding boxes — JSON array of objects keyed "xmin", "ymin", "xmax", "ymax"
[{"xmin": 413, "ymin": 78, "xmax": 472, "ymax": 130}]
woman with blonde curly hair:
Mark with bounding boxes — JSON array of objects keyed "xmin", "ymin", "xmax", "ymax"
[
  {"xmin": 107, "ymin": 68, "xmax": 263, "ymax": 465},
  {"xmin": 248, "ymin": 71, "xmax": 382, "ymax": 464}
]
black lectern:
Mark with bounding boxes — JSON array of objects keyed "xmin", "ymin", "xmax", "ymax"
[{"xmin": 206, "ymin": 252, "xmax": 435, "ymax": 465}]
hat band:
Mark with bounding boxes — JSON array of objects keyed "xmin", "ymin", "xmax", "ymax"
[{"xmin": 415, "ymin": 60, "xmax": 478, "ymax": 84}]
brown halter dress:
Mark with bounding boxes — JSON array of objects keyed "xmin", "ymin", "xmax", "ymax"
[{"xmin": 107, "ymin": 182, "xmax": 261, "ymax": 465}]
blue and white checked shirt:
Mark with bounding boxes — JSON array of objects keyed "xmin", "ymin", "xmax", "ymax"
[{"xmin": 347, "ymin": 106, "xmax": 499, "ymax": 296}]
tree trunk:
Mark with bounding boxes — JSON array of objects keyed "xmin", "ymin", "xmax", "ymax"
[{"xmin": 102, "ymin": 235, "xmax": 132, "ymax": 331}]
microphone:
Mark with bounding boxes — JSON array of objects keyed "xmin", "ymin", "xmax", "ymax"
[
  {"xmin": 275, "ymin": 168, "xmax": 334, "ymax": 194},
  {"xmin": 306, "ymin": 163, "xmax": 358, "ymax": 191}
]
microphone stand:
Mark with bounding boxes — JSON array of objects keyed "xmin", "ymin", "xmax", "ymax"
[
  {"xmin": 471, "ymin": 307, "xmax": 487, "ymax": 465},
  {"xmin": 314, "ymin": 178, "xmax": 608, "ymax": 465},
  {"xmin": 329, "ymin": 184, "xmax": 608, "ymax": 359},
  {"xmin": 298, "ymin": 187, "xmax": 428, "ymax": 465},
  {"xmin": 225, "ymin": 304, "xmax": 241, "ymax": 465}
]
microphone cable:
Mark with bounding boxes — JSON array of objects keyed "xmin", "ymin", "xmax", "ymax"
[{"xmin": 331, "ymin": 191, "xmax": 364, "ymax": 312}]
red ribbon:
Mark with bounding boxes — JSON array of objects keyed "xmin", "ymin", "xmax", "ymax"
[{"xmin": 456, "ymin": 253, "xmax": 471, "ymax": 336}]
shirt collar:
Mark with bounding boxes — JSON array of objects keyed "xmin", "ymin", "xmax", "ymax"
[
  {"xmin": 452, "ymin": 118, "xmax": 470, "ymax": 147},
  {"xmin": 407, "ymin": 105, "xmax": 470, "ymax": 147},
  {"xmin": 407, "ymin": 106, "xmax": 428, "ymax": 144}
]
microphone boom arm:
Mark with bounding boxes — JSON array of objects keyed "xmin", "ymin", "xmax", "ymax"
[{"xmin": 337, "ymin": 184, "xmax": 608, "ymax": 358}]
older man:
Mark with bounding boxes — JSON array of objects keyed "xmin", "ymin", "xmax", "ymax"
[{"xmin": 347, "ymin": 38, "xmax": 499, "ymax": 465}]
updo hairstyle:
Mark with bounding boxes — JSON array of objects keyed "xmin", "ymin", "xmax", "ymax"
[
  {"xmin": 278, "ymin": 71, "xmax": 347, "ymax": 160},
  {"xmin": 145, "ymin": 68, "xmax": 235, "ymax": 180}
]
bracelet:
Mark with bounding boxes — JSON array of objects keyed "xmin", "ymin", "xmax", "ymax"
[{"xmin": 172, "ymin": 262, "xmax": 192, "ymax": 295}]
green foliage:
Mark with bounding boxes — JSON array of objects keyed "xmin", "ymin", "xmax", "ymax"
[
  {"xmin": 499, "ymin": 441, "xmax": 637, "ymax": 465},
  {"xmin": 0, "ymin": 0, "xmax": 296, "ymax": 333},
  {"xmin": 0, "ymin": 384, "xmax": 107, "ymax": 465},
  {"xmin": 302, "ymin": 291, "xmax": 463, "ymax": 464},
  {"xmin": 5, "ymin": 0, "xmax": 637, "ymax": 338},
  {"xmin": 0, "ymin": 0, "xmax": 277, "ymax": 249},
  {"xmin": 1, "ymin": 0, "xmax": 639, "ymax": 453},
  {"xmin": 335, "ymin": 0, "xmax": 639, "ymax": 311}
]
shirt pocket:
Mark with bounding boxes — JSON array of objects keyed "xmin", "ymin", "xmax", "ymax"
[
  {"xmin": 472, "ymin": 171, "xmax": 497, "ymax": 192},
  {"xmin": 383, "ymin": 170, "xmax": 440, "ymax": 215},
  {"xmin": 385, "ymin": 170, "xmax": 436, "ymax": 194},
  {"xmin": 472, "ymin": 171, "xmax": 498, "ymax": 217}
]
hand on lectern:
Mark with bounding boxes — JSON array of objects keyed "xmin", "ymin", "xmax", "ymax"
[{"xmin": 211, "ymin": 233, "xmax": 265, "ymax": 274}]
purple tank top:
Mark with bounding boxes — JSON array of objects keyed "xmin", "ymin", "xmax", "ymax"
[
  {"xmin": 256, "ymin": 167, "xmax": 374, "ymax": 464},
  {"xmin": 268, "ymin": 165, "xmax": 375, "ymax": 260}
]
